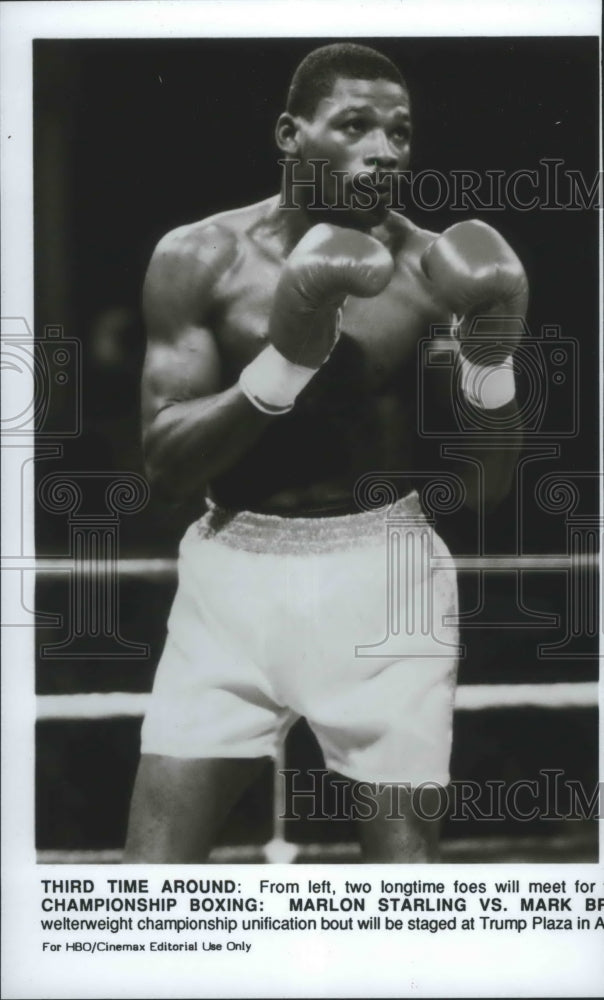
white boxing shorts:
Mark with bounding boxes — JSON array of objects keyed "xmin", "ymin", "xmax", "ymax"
[{"xmin": 141, "ymin": 491, "xmax": 459, "ymax": 784}]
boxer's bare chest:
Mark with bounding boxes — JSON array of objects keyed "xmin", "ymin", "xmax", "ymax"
[
  {"xmin": 210, "ymin": 231, "xmax": 445, "ymax": 394},
  {"xmin": 205, "ymin": 221, "xmax": 449, "ymax": 510}
]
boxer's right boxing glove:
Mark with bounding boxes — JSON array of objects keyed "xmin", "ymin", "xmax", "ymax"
[{"xmin": 239, "ymin": 223, "xmax": 393, "ymax": 414}]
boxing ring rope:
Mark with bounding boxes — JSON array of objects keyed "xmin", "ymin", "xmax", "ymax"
[
  {"xmin": 35, "ymin": 682, "xmax": 599, "ymax": 721},
  {"xmin": 34, "ymin": 552, "xmax": 600, "ymax": 863},
  {"xmin": 28, "ymin": 553, "xmax": 599, "ymax": 576}
]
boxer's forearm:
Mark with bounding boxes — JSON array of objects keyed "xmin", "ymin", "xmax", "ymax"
[
  {"xmin": 420, "ymin": 220, "xmax": 528, "ymax": 513},
  {"xmin": 458, "ymin": 398, "xmax": 522, "ymax": 511},
  {"xmin": 143, "ymin": 384, "xmax": 272, "ymax": 500}
]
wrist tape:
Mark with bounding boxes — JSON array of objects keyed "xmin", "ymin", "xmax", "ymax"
[
  {"xmin": 239, "ymin": 307, "xmax": 344, "ymax": 415},
  {"xmin": 459, "ymin": 351, "xmax": 516, "ymax": 410},
  {"xmin": 239, "ymin": 344, "xmax": 317, "ymax": 414}
]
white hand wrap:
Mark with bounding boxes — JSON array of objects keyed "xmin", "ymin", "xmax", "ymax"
[
  {"xmin": 239, "ymin": 307, "xmax": 344, "ymax": 415},
  {"xmin": 459, "ymin": 351, "xmax": 516, "ymax": 410},
  {"xmin": 239, "ymin": 344, "xmax": 317, "ymax": 414}
]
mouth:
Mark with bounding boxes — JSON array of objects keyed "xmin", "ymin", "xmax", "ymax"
[
  {"xmin": 375, "ymin": 186, "xmax": 391, "ymax": 203},
  {"xmin": 357, "ymin": 174, "xmax": 394, "ymax": 209},
  {"xmin": 373, "ymin": 173, "xmax": 396, "ymax": 193},
  {"xmin": 365, "ymin": 179, "xmax": 392, "ymax": 211}
]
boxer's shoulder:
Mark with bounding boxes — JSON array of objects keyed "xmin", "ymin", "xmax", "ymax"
[
  {"xmin": 147, "ymin": 199, "xmax": 276, "ymax": 284},
  {"xmin": 143, "ymin": 199, "xmax": 277, "ymax": 323},
  {"xmin": 148, "ymin": 217, "xmax": 236, "ymax": 283}
]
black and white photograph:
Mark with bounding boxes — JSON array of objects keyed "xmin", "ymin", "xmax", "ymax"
[{"xmin": 1, "ymin": 1, "xmax": 602, "ymax": 997}]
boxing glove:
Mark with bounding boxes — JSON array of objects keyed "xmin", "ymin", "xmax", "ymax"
[
  {"xmin": 240, "ymin": 224, "xmax": 393, "ymax": 413},
  {"xmin": 421, "ymin": 219, "xmax": 528, "ymax": 362},
  {"xmin": 269, "ymin": 223, "xmax": 393, "ymax": 367},
  {"xmin": 421, "ymin": 220, "xmax": 528, "ymax": 409}
]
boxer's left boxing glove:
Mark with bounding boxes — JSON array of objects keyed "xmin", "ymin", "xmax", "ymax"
[
  {"xmin": 239, "ymin": 223, "xmax": 393, "ymax": 414},
  {"xmin": 421, "ymin": 220, "xmax": 528, "ymax": 409}
]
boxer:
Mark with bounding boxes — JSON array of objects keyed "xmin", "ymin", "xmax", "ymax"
[{"xmin": 124, "ymin": 44, "xmax": 527, "ymax": 862}]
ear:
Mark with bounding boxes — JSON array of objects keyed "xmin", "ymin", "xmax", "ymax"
[{"xmin": 275, "ymin": 112, "xmax": 302, "ymax": 155}]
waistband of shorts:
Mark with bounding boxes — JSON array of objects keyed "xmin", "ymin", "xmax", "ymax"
[{"xmin": 194, "ymin": 490, "xmax": 427, "ymax": 555}]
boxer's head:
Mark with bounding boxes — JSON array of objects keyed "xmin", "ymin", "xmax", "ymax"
[{"xmin": 276, "ymin": 44, "xmax": 411, "ymax": 226}]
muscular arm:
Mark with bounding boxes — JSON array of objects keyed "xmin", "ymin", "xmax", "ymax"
[
  {"xmin": 141, "ymin": 225, "xmax": 272, "ymax": 501},
  {"xmin": 424, "ymin": 334, "xmax": 522, "ymax": 512},
  {"xmin": 420, "ymin": 220, "xmax": 527, "ymax": 511}
]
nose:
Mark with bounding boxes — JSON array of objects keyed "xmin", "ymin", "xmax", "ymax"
[{"xmin": 363, "ymin": 130, "xmax": 399, "ymax": 171}]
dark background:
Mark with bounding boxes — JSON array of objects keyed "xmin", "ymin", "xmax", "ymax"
[{"xmin": 34, "ymin": 37, "xmax": 599, "ymax": 856}]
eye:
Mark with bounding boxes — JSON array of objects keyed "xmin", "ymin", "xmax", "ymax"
[
  {"xmin": 342, "ymin": 118, "xmax": 366, "ymax": 136},
  {"xmin": 391, "ymin": 126, "xmax": 410, "ymax": 143}
]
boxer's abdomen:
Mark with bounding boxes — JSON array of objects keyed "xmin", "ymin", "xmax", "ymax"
[{"xmin": 210, "ymin": 359, "xmax": 417, "ymax": 515}]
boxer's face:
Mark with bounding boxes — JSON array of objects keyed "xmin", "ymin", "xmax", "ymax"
[{"xmin": 281, "ymin": 76, "xmax": 411, "ymax": 225}]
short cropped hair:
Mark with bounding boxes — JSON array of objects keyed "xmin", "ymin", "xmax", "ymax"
[{"xmin": 286, "ymin": 43, "xmax": 407, "ymax": 120}]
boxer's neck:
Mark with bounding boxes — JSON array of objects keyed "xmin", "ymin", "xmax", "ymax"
[
  {"xmin": 270, "ymin": 190, "xmax": 388, "ymax": 256},
  {"xmin": 272, "ymin": 195, "xmax": 313, "ymax": 253}
]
